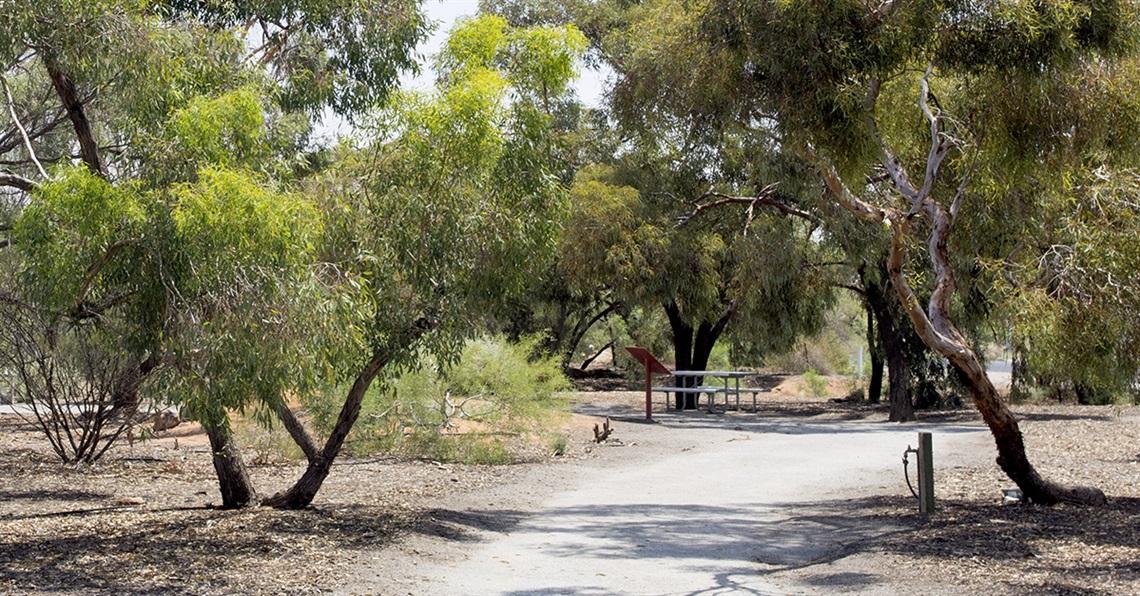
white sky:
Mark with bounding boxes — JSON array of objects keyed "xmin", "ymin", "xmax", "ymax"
[{"xmin": 315, "ymin": 0, "xmax": 608, "ymax": 141}]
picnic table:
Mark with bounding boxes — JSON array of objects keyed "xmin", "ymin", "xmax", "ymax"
[
  {"xmin": 625, "ymin": 347, "xmax": 767, "ymax": 418},
  {"xmin": 669, "ymin": 370, "xmax": 754, "ymax": 412}
]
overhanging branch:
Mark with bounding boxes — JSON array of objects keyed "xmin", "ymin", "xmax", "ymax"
[
  {"xmin": 43, "ymin": 56, "xmax": 103, "ymax": 177},
  {"xmin": 680, "ymin": 184, "xmax": 820, "ymax": 231}
]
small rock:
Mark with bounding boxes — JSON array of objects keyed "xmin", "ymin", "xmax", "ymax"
[
  {"xmin": 153, "ymin": 409, "xmax": 181, "ymax": 432},
  {"xmin": 114, "ymin": 497, "xmax": 145, "ymax": 506}
]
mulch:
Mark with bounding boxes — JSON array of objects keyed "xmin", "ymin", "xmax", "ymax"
[{"xmin": 1, "ymin": 395, "xmax": 1138, "ymax": 594}]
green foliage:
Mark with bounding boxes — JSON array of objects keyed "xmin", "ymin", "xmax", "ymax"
[
  {"xmin": 159, "ymin": 168, "xmax": 328, "ymax": 428},
  {"xmin": 308, "ymin": 335, "xmax": 569, "ymax": 463},
  {"xmin": 166, "ymin": 0, "xmax": 431, "ymax": 117},
  {"xmin": 311, "ymin": 15, "xmax": 587, "ymax": 373},
  {"xmin": 802, "ymin": 369, "xmax": 830, "ymax": 398},
  {"xmin": 171, "ymin": 167, "xmax": 319, "ymax": 291},
  {"xmin": 561, "ymin": 162, "xmax": 834, "ymax": 368},
  {"xmin": 446, "ymin": 335, "xmax": 571, "ymax": 423},
  {"xmin": 548, "ymin": 433, "xmax": 568, "ymax": 456},
  {"xmin": 13, "ymin": 169, "xmax": 149, "ymax": 314},
  {"xmin": 167, "ymin": 87, "xmax": 266, "ymax": 169}
]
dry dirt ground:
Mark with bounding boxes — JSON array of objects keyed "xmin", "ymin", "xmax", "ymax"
[{"xmin": 2, "ymin": 375, "xmax": 1140, "ymax": 595}]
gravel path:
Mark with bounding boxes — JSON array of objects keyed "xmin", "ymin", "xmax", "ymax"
[{"xmin": 346, "ymin": 402, "xmax": 993, "ymax": 595}]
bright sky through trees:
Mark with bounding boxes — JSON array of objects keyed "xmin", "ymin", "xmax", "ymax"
[{"xmin": 314, "ymin": 0, "xmax": 607, "ymax": 141}]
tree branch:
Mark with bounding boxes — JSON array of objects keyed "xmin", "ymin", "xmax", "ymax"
[
  {"xmin": 0, "ymin": 109, "xmax": 68, "ymax": 156},
  {"xmin": 1, "ymin": 75, "xmax": 48, "ymax": 180},
  {"xmin": 43, "ymin": 56, "xmax": 103, "ymax": 177},
  {"xmin": 0, "ymin": 171, "xmax": 37, "ymax": 191},
  {"xmin": 73, "ymin": 239, "xmax": 138, "ymax": 313},
  {"xmin": 797, "ymin": 143, "xmax": 888, "ymax": 223},
  {"xmin": 274, "ymin": 401, "xmax": 320, "ymax": 461},
  {"xmin": 681, "ymin": 184, "xmax": 820, "ymax": 228},
  {"xmin": 916, "ymin": 64, "xmax": 956, "ymax": 208}
]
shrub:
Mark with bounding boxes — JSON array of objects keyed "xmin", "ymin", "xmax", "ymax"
[
  {"xmin": 802, "ymin": 369, "xmax": 830, "ymax": 398},
  {"xmin": 310, "ymin": 334, "xmax": 571, "ymax": 463}
]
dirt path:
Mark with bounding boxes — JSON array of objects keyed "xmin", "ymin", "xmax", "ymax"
[{"xmin": 343, "ymin": 401, "xmax": 993, "ymax": 595}]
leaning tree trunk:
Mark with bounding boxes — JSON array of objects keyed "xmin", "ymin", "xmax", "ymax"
[
  {"xmin": 43, "ymin": 55, "xmax": 103, "ymax": 177},
  {"xmin": 203, "ymin": 419, "xmax": 258, "ymax": 509},
  {"xmin": 886, "ymin": 202, "xmax": 1105, "ymax": 505},
  {"xmin": 808, "ymin": 89, "xmax": 1106, "ymax": 504},
  {"xmin": 262, "ymin": 351, "xmax": 389, "ymax": 509}
]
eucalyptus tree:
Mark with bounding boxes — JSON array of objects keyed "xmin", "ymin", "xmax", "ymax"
[
  {"xmin": 0, "ymin": 2, "xmax": 267, "ymax": 465},
  {"xmin": 517, "ymin": 0, "xmax": 1140, "ymax": 504},
  {"xmin": 681, "ymin": 0, "xmax": 1140, "ymax": 504},
  {"xmin": 259, "ymin": 15, "xmax": 587, "ymax": 508},
  {"xmin": 0, "ymin": 0, "xmax": 428, "ymax": 505},
  {"xmin": 561, "ymin": 153, "xmax": 834, "ymax": 409},
  {"xmin": 479, "ymin": 3, "xmax": 839, "ymax": 393}
]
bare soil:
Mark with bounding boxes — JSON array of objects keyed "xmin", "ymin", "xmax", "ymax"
[{"xmin": 2, "ymin": 379, "xmax": 1139, "ymax": 595}]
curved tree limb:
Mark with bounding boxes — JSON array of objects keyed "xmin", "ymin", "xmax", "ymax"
[
  {"xmin": 73, "ymin": 239, "xmax": 139, "ymax": 314},
  {"xmin": 680, "ymin": 184, "xmax": 821, "ymax": 232},
  {"xmin": 274, "ymin": 399, "xmax": 320, "ymax": 462},
  {"xmin": 264, "ymin": 316, "xmax": 436, "ymax": 509},
  {"xmin": 812, "ymin": 67, "xmax": 1107, "ymax": 506}
]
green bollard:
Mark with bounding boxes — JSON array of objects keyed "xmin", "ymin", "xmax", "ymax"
[{"xmin": 917, "ymin": 431, "xmax": 935, "ymax": 513}]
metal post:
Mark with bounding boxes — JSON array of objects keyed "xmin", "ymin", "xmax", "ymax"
[
  {"xmin": 917, "ymin": 431, "xmax": 935, "ymax": 513},
  {"xmin": 645, "ymin": 365, "xmax": 653, "ymax": 421}
]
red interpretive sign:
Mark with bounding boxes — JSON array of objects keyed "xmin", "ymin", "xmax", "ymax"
[{"xmin": 624, "ymin": 347, "xmax": 671, "ymax": 420}]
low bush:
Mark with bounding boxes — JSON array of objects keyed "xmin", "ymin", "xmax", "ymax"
[
  {"xmin": 307, "ymin": 334, "xmax": 570, "ymax": 463},
  {"xmin": 802, "ymin": 369, "xmax": 830, "ymax": 398}
]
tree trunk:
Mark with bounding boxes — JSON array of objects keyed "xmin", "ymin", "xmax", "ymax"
[
  {"xmin": 565, "ymin": 300, "xmax": 620, "ymax": 369},
  {"xmin": 863, "ymin": 264, "xmax": 915, "ymax": 421},
  {"xmin": 664, "ymin": 301, "xmax": 732, "ymax": 409},
  {"xmin": 203, "ymin": 419, "xmax": 258, "ymax": 509},
  {"xmin": 868, "ymin": 352, "xmax": 884, "ymax": 405},
  {"xmin": 262, "ymin": 351, "xmax": 389, "ymax": 509},
  {"xmin": 866, "ymin": 300, "xmax": 884, "ymax": 403},
  {"xmin": 809, "ymin": 120, "xmax": 1105, "ymax": 505},
  {"xmin": 43, "ymin": 56, "xmax": 103, "ymax": 176},
  {"xmin": 664, "ymin": 301, "xmax": 697, "ymax": 409},
  {"xmin": 692, "ymin": 313, "xmax": 730, "ymax": 372},
  {"xmin": 885, "ymin": 198, "xmax": 1104, "ymax": 505}
]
